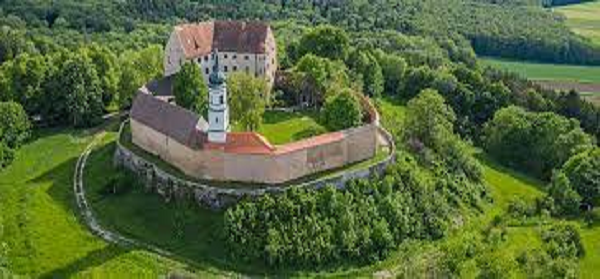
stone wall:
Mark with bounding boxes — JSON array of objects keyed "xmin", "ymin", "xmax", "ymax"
[
  {"xmin": 131, "ymin": 120, "xmax": 379, "ymax": 184},
  {"xmin": 115, "ymin": 122, "xmax": 396, "ymax": 209}
]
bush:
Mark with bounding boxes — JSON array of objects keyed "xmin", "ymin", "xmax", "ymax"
[
  {"xmin": 322, "ymin": 89, "xmax": 363, "ymax": 131},
  {"xmin": 542, "ymin": 223, "xmax": 585, "ymax": 259},
  {"xmin": 224, "ymin": 153, "xmax": 486, "ymax": 268},
  {"xmin": 0, "ymin": 101, "xmax": 31, "ymax": 149},
  {"xmin": 561, "ymin": 148, "xmax": 600, "ymax": 207},
  {"xmin": 484, "ymin": 106, "xmax": 594, "ymax": 179}
]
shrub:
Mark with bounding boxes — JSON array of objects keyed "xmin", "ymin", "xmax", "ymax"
[
  {"xmin": 542, "ymin": 223, "xmax": 585, "ymax": 259},
  {"xmin": 322, "ymin": 88, "xmax": 362, "ymax": 131}
]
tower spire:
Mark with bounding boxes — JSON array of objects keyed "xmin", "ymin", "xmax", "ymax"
[
  {"xmin": 207, "ymin": 48, "xmax": 229, "ymax": 143},
  {"xmin": 209, "ymin": 48, "xmax": 226, "ymax": 85}
]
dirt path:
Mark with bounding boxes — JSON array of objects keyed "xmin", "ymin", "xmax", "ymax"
[{"xmin": 73, "ymin": 132, "xmax": 176, "ymax": 257}]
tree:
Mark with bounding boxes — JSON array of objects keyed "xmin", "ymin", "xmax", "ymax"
[
  {"xmin": 548, "ymin": 172, "xmax": 582, "ymax": 216},
  {"xmin": 405, "ymin": 89, "xmax": 456, "ymax": 149},
  {"xmin": 0, "ymin": 101, "xmax": 31, "ymax": 149},
  {"xmin": 0, "ymin": 53, "xmax": 49, "ymax": 115},
  {"xmin": 173, "ymin": 62, "xmax": 208, "ymax": 116},
  {"xmin": 561, "ymin": 148, "xmax": 600, "ymax": 207},
  {"xmin": 484, "ymin": 106, "xmax": 594, "ymax": 179},
  {"xmin": 85, "ymin": 44, "xmax": 120, "ymax": 108},
  {"xmin": 322, "ymin": 88, "xmax": 362, "ymax": 131},
  {"xmin": 118, "ymin": 45, "xmax": 163, "ymax": 109},
  {"xmin": 294, "ymin": 54, "xmax": 349, "ymax": 103},
  {"xmin": 373, "ymin": 51, "xmax": 407, "ymax": 95},
  {"xmin": 349, "ymin": 50, "xmax": 384, "ymax": 97},
  {"xmin": 402, "ymin": 66, "xmax": 437, "ymax": 100},
  {"xmin": 228, "ymin": 72, "xmax": 268, "ymax": 131},
  {"xmin": 45, "ymin": 53, "xmax": 104, "ymax": 127},
  {"xmin": 0, "ymin": 27, "xmax": 33, "ymax": 64},
  {"xmin": 297, "ymin": 25, "xmax": 350, "ymax": 62}
]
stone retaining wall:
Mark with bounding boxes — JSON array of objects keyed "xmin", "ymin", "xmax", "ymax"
[{"xmin": 114, "ymin": 121, "xmax": 396, "ymax": 209}]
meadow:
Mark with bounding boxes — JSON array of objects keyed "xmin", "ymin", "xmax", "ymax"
[{"xmin": 557, "ymin": 1, "xmax": 600, "ymax": 47}]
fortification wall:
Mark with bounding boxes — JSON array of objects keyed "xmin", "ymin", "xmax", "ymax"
[{"xmin": 116, "ymin": 123, "xmax": 396, "ymax": 209}]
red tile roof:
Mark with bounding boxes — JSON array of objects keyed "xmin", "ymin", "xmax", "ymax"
[
  {"xmin": 275, "ymin": 132, "xmax": 345, "ymax": 154},
  {"xmin": 203, "ymin": 131, "xmax": 276, "ymax": 155},
  {"xmin": 175, "ymin": 21, "xmax": 271, "ymax": 60}
]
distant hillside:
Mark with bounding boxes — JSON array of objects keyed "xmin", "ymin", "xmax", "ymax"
[{"xmin": 2, "ymin": 0, "xmax": 600, "ymax": 65}]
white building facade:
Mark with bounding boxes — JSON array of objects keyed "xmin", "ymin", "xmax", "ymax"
[{"xmin": 164, "ymin": 21, "xmax": 277, "ymax": 88}]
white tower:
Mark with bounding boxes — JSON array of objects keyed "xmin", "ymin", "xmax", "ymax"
[{"xmin": 207, "ymin": 49, "xmax": 229, "ymax": 143}]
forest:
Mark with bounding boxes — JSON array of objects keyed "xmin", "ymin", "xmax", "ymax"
[
  {"xmin": 0, "ymin": 0, "xmax": 599, "ymax": 277},
  {"xmin": 1, "ymin": 0, "xmax": 600, "ymax": 65}
]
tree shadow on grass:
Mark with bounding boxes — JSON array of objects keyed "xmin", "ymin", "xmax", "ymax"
[
  {"xmin": 475, "ymin": 152, "xmax": 547, "ymax": 192},
  {"xmin": 40, "ymin": 245, "xmax": 128, "ymax": 279}
]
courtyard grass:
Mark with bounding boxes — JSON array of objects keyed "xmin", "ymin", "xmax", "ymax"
[{"xmin": 233, "ymin": 109, "xmax": 327, "ymax": 145}]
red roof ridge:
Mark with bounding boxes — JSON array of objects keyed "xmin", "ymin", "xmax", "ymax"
[{"xmin": 274, "ymin": 131, "xmax": 345, "ymax": 154}]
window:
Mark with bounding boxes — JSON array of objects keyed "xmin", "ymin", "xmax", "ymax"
[
  {"xmin": 220, "ymin": 95, "xmax": 224, "ymax": 104},
  {"xmin": 197, "ymin": 58, "xmax": 201, "ymax": 63},
  {"xmin": 215, "ymin": 117, "xmax": 219, "ymax": 124},
  {"xmin": 204, "ymin": 56, "xmax": 209, "ymax": 62},
  {"xmin": 224, "ymin": 66, "xmax": 228, "ymax": 72},
  {"xmin": 233, "ymin": 54, "xmax": 237, "ymax": 59},
  {"xmin": 233, "ymin": 66, "xmax": 237, "ymax": 71},
  {"xmin": 244, "ymin": 55, "xmax": 249, "ymax": 60},
  {"xmin": 224, "ymin": 54, "xmax": 228, "ymax": 59},
  {"xmin": 205, "ymin": 68, "xmax": 209, "ymax": 75}
]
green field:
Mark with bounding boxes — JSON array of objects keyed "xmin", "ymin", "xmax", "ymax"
[
  {"xmin": 480, "ymin": 58, "xmax": 600, "ymax": 84},
  {"xmin": 557, "ymin": 1, "xmax": 600, "ymax": 46},
  {"xmin": 0, "ymin": 123, "xmax": 205, "ymax": 277},
  {"xmin": 233, "ymin": 110, "xmax": 326, "ymax": 145}
]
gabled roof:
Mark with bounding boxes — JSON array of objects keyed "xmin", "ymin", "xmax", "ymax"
[
  {"xmin": 130, "ymin": 91, "xmax": 208, "ymax": 146},
  {"xmin": 175, "ymin": 21, "xmax": 271, "ymax": 59}
]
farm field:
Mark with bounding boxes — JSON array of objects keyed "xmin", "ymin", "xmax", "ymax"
[
  {"xmin": 480, "ymin": 58, "xmax": 600, "ymax": 84},
  {"xmin": 481, "ymin": 58, "xmax": 600, "ymax": 104},
  {"xmin": 557, "ymin": 1, "xmax": 600, "ymax": 47}
]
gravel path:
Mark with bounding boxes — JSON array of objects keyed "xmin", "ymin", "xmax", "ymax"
[{"xmin": 73, "ymin": 132, "xmax": 175, "ymax": 257}]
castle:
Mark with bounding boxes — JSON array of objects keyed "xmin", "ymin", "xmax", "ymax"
[
  {"xmin": 128, "ymin": 21, "xmax": 381, "ymax": 185},
  {"xmin": 164, "ymin": 21, "xmax": 277, "ymax": 88}
]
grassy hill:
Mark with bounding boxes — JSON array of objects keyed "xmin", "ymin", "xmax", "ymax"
[
  {"xmin": 1, "ymin": 102, "xmax": 599, "ymax": 277},
  {"xmin": 557, "ymin": 1, "xmax": 600, "ymax": 46}
]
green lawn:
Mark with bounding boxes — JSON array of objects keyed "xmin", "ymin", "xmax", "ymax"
[
  {"xmin": 0, "ymin": 124, "xmax": 203, "ymax": 277},
  {"xmin": 557, "ymin": 1, "xmax": 600, "ymax": 47},
  {"xmin": 480, "ymin": 57, "xmax": 600, "ymax": 84},
  {"xmin": 233, "ymin": 110, "xmax": 327, "ymax": 145}
]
